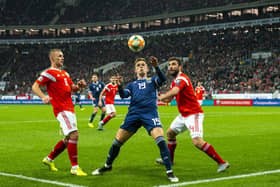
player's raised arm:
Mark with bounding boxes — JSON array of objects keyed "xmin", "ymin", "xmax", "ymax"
[
  {"xmin": 116, "ymin": 75, "xmax": 130, "ymax": 98},
  {"xmin": 149, "ymin": 56, "xmax": 167, "ymax": 85}
]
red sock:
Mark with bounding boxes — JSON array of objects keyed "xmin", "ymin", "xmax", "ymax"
[
  {"xmin": 67, "ymin": 139, "xmax": 78, "ymax": 166},
  {"xmin": 102, "ymin": 115, "xmax": 113, "ymax": 126},
  {"xmin": 48, "ymin": 140, "xmax": 66, "ymax": 160},
  {"xmin": 201, "ymin": 142, "xmax": 226, "ymax": 164},
  {"xmin": 167, "ymin": 138, "xmax": 177, "ymax": 164}
]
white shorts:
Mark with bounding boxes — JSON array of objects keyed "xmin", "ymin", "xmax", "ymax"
[
  {"xmin": 56, "ymin": 111, "xmax": 78, "ymax": 136},
  {"xmin": 170, "ymin": 113, "xmax": 204, "ymax": 138},
  {"xmin": 198, "ymin": 100, "xmax": 203, "ymax": 105},
  {"xmin": 106, "ymin": 104, "xmax": 116, "ymax": 114}
]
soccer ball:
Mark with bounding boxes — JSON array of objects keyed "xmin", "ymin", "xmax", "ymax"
[{"xmin": 128, "ymin": 35, "xmax": 145, "ymax": 52}]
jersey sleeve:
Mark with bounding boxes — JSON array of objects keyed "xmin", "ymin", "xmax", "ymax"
[
  {"xmin": 119, "ymin": 83, "xmax": 131, "ymax": 98},
  {"xmin": 153, "ymin": 67, "xmax": 167, "ymax": 88},
  {"xmin": 88, "ymin": 84, "xmax": 92, "ymax": 93},
  {"xmin": 104, "ymin": 84, "xmax": 111, "ymax": 94},
  {"xmin": 174, "ymin": 76, "xmax": 189, "ymax": 91},
  {"xmin": 101, "ymin": 82, "xmax": 105, "ymax": 89},
  {"xmin": 35, "ymin": 70, "xmax": 54, "ymax": 86}
]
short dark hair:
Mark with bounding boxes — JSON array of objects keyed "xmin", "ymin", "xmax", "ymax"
[
  {"xmin": 168, "ymin": 57, "xmax": 181, "ymax": 66},
  {"xmin": 134, "ymin": 57, "xmax": 147, "ymax": 65},
  {"xmin": 49, "ymin": 49, "xmax": 62, "ymax": 58}
]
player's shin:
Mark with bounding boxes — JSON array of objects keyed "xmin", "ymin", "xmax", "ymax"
[
  {"xmin": 155, "ymin": 136, "xmax": 172, "ymax": 171},
  {"xmin": 167, "ymin": 138, "xmax": 177, "ymax": 164},
  {"xmin": 48, "ymin": 140, "xmax": 67, "ymax": 160},
  {"xmin": 67, "ymin": 139, "xmax": 78, "ymax": 166},
  {"xmin": 100, "ymin": 112, "xmax": 106, "ymax": 121},
  {"xmin": 106, "ymin": 139, "xmax": 123, "ymax": 166},
  {"xmin": 89, "ymin": 112, "xmax": 97, "ymax": 123},
  {"xmin": 102, "ymin": 115, "xmax": 113, "ymax": 125},
  {"xmin": 201, "ymin": 142, "xmax": 226, "ymax": 164}
]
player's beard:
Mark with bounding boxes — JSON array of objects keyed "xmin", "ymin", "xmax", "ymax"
[{"xmin": 169, "ymin": 69, "xmax": 179, "ymax": 78}]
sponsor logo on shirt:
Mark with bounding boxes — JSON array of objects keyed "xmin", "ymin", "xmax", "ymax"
[
  {"xmin": 38, "ymin": 76, "xmax": 43, "ymax": 82},
  {"xmin": 175, "ymin": 79, "xmax": 181, "ymax": 85}
]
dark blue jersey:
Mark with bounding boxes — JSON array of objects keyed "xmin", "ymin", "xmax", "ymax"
[
  {"xmin": 119, "ymin": 67, "xmax": 166, "ymax": 113},
  {"xmin": 88, "ymin": 81, "xmax": 105, "ymax": 100},
  {"xmin": 74, "ymin": 91, "xmax": 81, "ymax": 98}
]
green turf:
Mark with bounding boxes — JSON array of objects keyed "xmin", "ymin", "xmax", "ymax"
[{"xmin": 0, "ymin": 105, "xmax": 279, "ymax": 187}]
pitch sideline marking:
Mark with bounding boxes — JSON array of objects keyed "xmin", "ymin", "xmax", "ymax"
[
  {"xmin": 154, "ymin": 169, "xmax": 280, "ymax": 187},
  {"xmin": 0, "ymin": 172, "xmax": 87, "ymax": 187}
]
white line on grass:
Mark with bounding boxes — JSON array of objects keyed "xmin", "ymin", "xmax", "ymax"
[
  {"xmin": 154, "ymin": 169, "xmax": 280, "ymax": 187},
  {"xmin": 0, "ymin": 172, "xmax": 87, "ymax": 187}
]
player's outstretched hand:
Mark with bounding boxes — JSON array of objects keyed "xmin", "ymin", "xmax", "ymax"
[
  {"xmin": 149, "ymin": 56, "xmax": 159, "ymax": 67},
  {"xmin": 77, "ymin": 79, "xmax": 86, "ymax": 88}
]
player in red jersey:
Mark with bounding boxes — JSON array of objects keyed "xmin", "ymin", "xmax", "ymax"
[
  {"xmin": 32, "ymin": 49, "xmax": 87, "ymax": 176},
  {"xmin": 156, "ymin": 57, "xmax": 229, "ymax": 173},
  {"xmin": 195, "ymin": 82, "xmax": 205, "ymax": 105},
  {"xmin": 97, "ymin": 75, "xmax": 118, "ymax": 130}
]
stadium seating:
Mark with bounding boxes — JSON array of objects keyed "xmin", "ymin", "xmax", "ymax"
[{"xmin": 1, "ymin": 24, "xmax": 279, "ymax": 96}]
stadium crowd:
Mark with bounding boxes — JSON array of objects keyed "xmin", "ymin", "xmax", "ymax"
[
  {"xmin": 1, "ymin": 24, "xmax": 279, "ymax": 97},
  {"xmin": 1, "ymin": 0, "xmax": 261, "ymax": 26},
  {"xmin": 1, "ymin": 0, "xmax": 279, "ymax": 40}
]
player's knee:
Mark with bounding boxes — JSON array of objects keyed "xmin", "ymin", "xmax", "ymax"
[
  {"xmin": 69, "ymin": 130, "xmax": 79, "ymax": 140},
  {"xmin": 192, "ymin": 137, "xmax": 204, "ymax": 148},
  {"xmin": 155, "ymin": 136, "xmax": 165, "ymax": 145},
  {"xmin": 167, "ymin": 129, "xmax": 176, "ymax": 139},
  {"xmin": 111, "ymin": 112, "xmax": 116, "ymax": 117},
  {"xmin": 113, "ymin": 138, "xmax": 123, "ymax": 147}
]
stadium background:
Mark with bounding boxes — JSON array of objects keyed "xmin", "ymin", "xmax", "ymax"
[{"xmin": 0, "ymin": 0, "xmax": 280, "ymax": 187}]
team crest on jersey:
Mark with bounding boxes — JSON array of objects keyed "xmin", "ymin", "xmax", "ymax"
[
  {"xmin": 175, "ymin": 79, "xmax": 181, "ymax": 85},
  {"xmin": 38, "ymin": 76, "xmax": 43, "ymax": 82}
]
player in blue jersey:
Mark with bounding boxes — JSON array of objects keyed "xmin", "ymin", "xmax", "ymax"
[
  {"xmin": 88, "ymin": 73, "xmax": 106, "ymax": 128},
  {"xmin": 91, "ymin": 57, "xmax": 179, "ymax": 182},
  {"xmin": 73, "ymin": 89, "xmax": 85, "ymax": 111}
]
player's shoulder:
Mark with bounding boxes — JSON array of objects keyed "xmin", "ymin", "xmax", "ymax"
[
  {"xmin": 61, "ymin": 70, "xmax": 70, "ymax": 77},
  {"xmin": 40, "ymin": 68, "xmax": 59, "ymax": 81},
  {"xmin": 175, "ymin": 73, "xmax": 190, "ymax": 85}
]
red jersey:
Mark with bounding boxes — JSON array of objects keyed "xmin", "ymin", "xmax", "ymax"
[
  {"xmin": 195, "ymin": 86, "xmax": 205, "ymax": 100},
  {"xmin": 171, "ymin": 72, "xmax": 203, "ymax": 117},
  {"xmin": 103, "ymin": 83, "xmax": 118, "ymax": 104},
  {"xmin": 36, "ymin": 68, "xmax": 74, "ymax": 117}
]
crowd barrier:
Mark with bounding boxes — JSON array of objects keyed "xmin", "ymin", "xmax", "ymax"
[{"xmin": 1, "ymin": 99, "xmax": 280, "ymax": 106}]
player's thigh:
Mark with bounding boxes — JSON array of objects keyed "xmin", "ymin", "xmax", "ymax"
[
  {"xmin": 170, "ymin": 114, "xmax": 187, "ymax": 134},
  {"xmin": 106, "ymin": 104, "xmax": 116, "ymax": 114},
  {"xmin": 141, "ymin": 112, "xmax": 164, "ymax": 135},
  {"xmin": 185, "ymin": 113, "xmax": 204, "ymax": 138},
  {"xmin": 115, "ymin": 128, "xmax": 134, "ymax": 143},
  {"xmin": 120, "ymin": 114, "xmax": 142, "ymax": 134},
  {"xmin": 56, "ymin": 111, "xmax": 78, "ymax": 136}
]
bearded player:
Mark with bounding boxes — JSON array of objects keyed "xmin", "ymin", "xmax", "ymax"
[{"xmin": 156, "ymin": 57, "xmax": 229, "ymax": 173}]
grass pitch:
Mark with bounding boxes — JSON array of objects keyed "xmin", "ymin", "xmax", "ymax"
[{"xmin": 0, "ymin": 105, "xmax": 279, "ymax": 187}]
